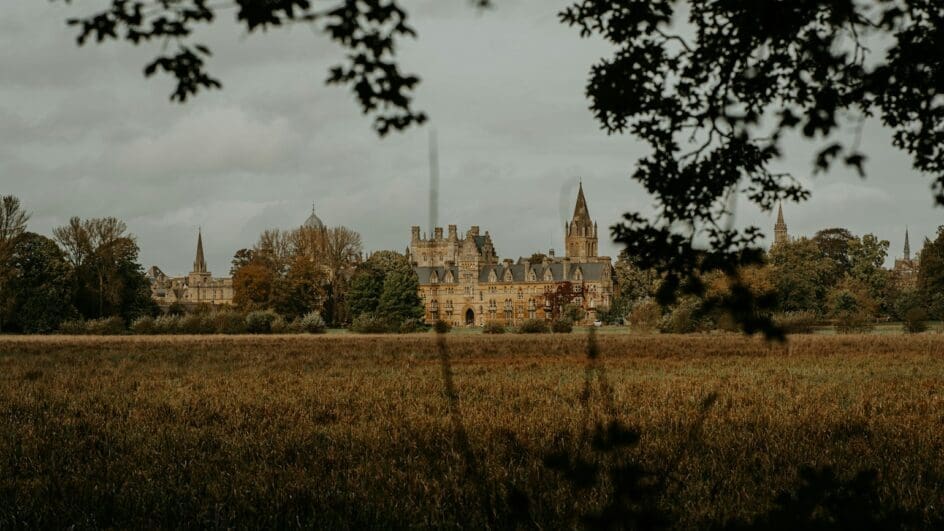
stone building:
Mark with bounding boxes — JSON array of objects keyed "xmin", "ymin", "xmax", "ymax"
[
  {"xmin": 411, "ymin": 183, "xmax": 615, "ymax": 327},
  {"xmin": 893, "ymin": 228, "xmax": 918, "ymax": 290},
  {"xmin": 147, "ymin": 230, "xmax": 234, "ymax": 308}
]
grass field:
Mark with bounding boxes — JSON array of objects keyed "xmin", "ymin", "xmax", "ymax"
[{"xmin": 2, "ymin": 333, "xmax": 944, "ymax": 528}]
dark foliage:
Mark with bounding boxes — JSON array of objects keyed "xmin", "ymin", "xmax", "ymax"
[
  {"xmin": 56, "ymin": 0, "xmax": 427, "ymax": 135},
  {"xmin": 560, "ymin": 0, "xmax": 943, "ymax": 338}
]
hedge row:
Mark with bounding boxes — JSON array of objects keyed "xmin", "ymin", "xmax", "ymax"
[{"xmin": 59, "ymin": 311, "xmax": 327, "ymax": 335}]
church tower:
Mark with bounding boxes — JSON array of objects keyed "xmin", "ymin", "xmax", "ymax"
[
  {"xmin": 189, "ymin": 229, "xmax": 212, "ymax": 286},
  {"xmin": 566, "ymin": 181, "xmax": 598, "ymax": 259},
  {"xmin": 773, "ymin": 203, "xmax": 789, "ymax": 246}
]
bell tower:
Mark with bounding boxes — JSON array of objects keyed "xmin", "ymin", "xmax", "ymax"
[{"xmin": 565, "ymin": 181, "xmax": 598, "ymax": 260}]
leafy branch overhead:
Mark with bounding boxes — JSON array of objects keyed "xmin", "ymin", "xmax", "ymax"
[
  {"xmin": 560, "ymin": 0, "xmax": 942, "ymax": 338},
  {"xmin": 55, "ymin": 0, "xmax": 427, "ymax": 135}
]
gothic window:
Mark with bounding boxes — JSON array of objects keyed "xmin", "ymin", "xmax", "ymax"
[
  {"xmin": 527, "ymin": 270, "xmax": 536, "ymax": 282},
  {"xmin": 431, "ymin": 300, "xmax": 439, "ymax": 312},
  {"xmin": 517, "ymin": 289, "xmax": 523, "ymax": 300}
]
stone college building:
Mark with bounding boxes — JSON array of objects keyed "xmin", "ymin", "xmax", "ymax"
[{"xmin": 410, "ymin": 183, "xmax": 615, "ymax": 327}]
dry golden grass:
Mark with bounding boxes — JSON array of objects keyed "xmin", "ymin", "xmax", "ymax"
[{"xmin": 2, "ymin": 333, "xmax": 944, "ymax": 528}]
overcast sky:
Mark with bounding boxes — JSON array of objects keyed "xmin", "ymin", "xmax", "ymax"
[{"xmin": 1, "ymin": 1, "xmax": 939, "ymax": 275}]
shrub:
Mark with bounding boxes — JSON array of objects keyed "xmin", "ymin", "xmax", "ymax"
[
  {"xmin": 179, "ymin": 314, "xmax": 214, "ymax": 334},
  {"xmin": 166, "ymin": 302, "xmax": 186, "ymax": 316},
  {"xmin": 398, "ymin": 318, "xmax": 427, "ymax": 334},
  {"xmin": 59, "ymin": 319, "xmax": 87, "ymax": 335},
  {"xmin": 350, "ymin": 314, "xmax": 396, "ymax": 334},
  {"xmin": 551, "ymin": 318, "xmax": 574, "ymax": 333},
  {"xmin": 154, "ymin": 315, "xmax": 181, "ymax": 334},
  {"xmin": 270, "ymin": 316, "xmax": 290, "ymax": 334},
  {"xmin": 903, "ymin": 307, "xmax": 928, "ymax": 334},
  {"xmin": 432, "ymin": 319, "xmax": 452, "ymax": 334},
  {"xmin": 482, "ymin": 321, "xmax": 505, "ymax": 334},
  {"xmin": 560, "ymin": 304, "xmax": 587, "ymax": 324},
  {"xmin": 659, "ymin": 297, "xmax": 710, "ymax": 334},
  {"xmin": 517, "ymin": 319, "xmax": 549, "ymax": 334},
  {"xmin": 246, "ymin": 310, "xmax": 278, "ymax": 334},
  {"xmin": 85, "ymin": 316, "xmax": 126, "ymax": 335},
  {"xmin": 298, "ymin": 311, "xmax": 327, "ymax": 334},
  {"xmin": 773, "ymin": 311, "xmax": 818, "ymax": 334},
  {"xmin": 628, "ymin": 300, "xmax": 661, "ymax": 333},
  {"xmin": 131, "ymin": 316, "xmax": 156, "ymax": 335},
  {"xmin": 212, "ymin": 311, "xmax": 246, "ymax": 334},
  {"xmin": 834, "ymin": 312, "xmax": 874, "ymax": 334}
]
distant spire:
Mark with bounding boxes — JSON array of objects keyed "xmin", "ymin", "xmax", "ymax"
[
  {"xmin": 904, "ymin": 227, "xmax": 911, "ymax": 261},
  {"xmin": 193, "ymin": 229, "xmax": 207, "ymax": 274},
  {"xmin": 572, "ymin": 181, "xmax": 590, "ymax": 222},
  {"xmin": 773, "ymin": 202, "xmax": 788, "ymax": 246}
]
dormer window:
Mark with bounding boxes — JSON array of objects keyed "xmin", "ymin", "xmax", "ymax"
[
  {"xmin": 430, "ymin": 271, "xmax": 439, "ymax": 283},
  {"xmin": 543, "ymin": 268, "xmax": 554, "ymax": 282}
]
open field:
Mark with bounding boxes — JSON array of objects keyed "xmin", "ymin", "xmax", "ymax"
[{"xmin": 2, "ymin": 334, "xmax": 944, "ymax": 528}]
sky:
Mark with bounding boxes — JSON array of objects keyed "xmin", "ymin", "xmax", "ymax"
[{"xmin": 1, "ymin": 1, "xmax": 939, "ymax": 275}]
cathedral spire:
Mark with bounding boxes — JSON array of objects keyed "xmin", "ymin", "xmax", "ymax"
[
  {"xmin": 572, "ymin": 181, "xmax": 591, "ymax": 223},
  {"xmin": 193, "ymin": 229, "xmax": 207, "ymax": 274},
  {"xmin": 773, "ymin": 202, "xmax": 788, "ymax": 246},
  {"xmin": 904, "ymin": 227, "xmax": 911, "ymax": 261}
]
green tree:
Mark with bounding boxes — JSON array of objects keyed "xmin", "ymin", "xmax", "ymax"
[
  {"xmin": 53, "ymin": 217, "xmax": 155, "ymax": 321},
  {"xmin": 917, "ymin": 227, "xmax": 944, "ymax": 319},
  {"xmin": 813, "ymin": 228, "xmax": 856, "ymax": 283},
  {"xmin": 769, "ymin": 238, "xmax": 833, "ymax": 315},
  {"xmin": 4, "ymin": 233, "xmax": 77, "ymax": 332},
  {"xmin": 847, "ymin": 234, "xmax": 890, "ymax": 315},
  {"xmin": 377, "ymin": 269, "xmax": 423, "ymax": 323},
  {"xmin": 347, "ymin": 264, "xmax": 385, "ymax": 320},
  {"xmin": 0, "ymin": 196, "xmax": 30, "ymax": 332}
]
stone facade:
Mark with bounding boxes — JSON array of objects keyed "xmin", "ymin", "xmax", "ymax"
[
  {"xmin": 147, "ymin": 230, "xmax": 234, "ymax": 308},
  {"xmin": 411, "ymin": 183, "xmax": 615, "ymax": 327}
]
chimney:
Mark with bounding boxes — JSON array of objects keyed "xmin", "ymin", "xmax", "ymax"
[
  {"xmin": 411, "ymin": 226, "xmax": 421, "ymax": 241},
  {"xmin": 470, "ymin": 225, "xmax": 480, "ymax": 237},
  {"xmin": 548, "ymin": 248, "xmax": 555, "ymax": 258},
  {"xmin": 503, "ymin": 258, "xmax": 513, "ymax": 267},
  {"xmin": 448, "ymin": 224, "xmax": 458, "ymax": 240},
  {"xmin": 434, "ymin": 227, "xmax": 443, "ymax": 240}
]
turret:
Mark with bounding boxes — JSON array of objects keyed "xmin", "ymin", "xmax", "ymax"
[
  {"xmin": 411, "ymin": 225, "xmax": 421, "ymax": 241},
  {"xmin": 434, "ymin": 227, "xmax": 444, "ymax": 240},
  {"xmin": 448, "ymin": 224, "xmax": 458, "ymax": 240}
]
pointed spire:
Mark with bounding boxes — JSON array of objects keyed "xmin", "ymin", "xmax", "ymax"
[
  {"xmin": 193, "ymin": 228, "xmax": 207, "ymax": 274},
  {"xmin": 773, "ymin": 202, "xmax": 788, "ymax": 246},
  {"xmin": 904, "ymin": 227, "xmax": 911, "ymax": 261},
  {"xmin": 572, "ymin": 180, "xmax": 590, "ymax": 223}
]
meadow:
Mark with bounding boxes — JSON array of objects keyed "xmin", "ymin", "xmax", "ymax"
[{"xmin": 2, "ymin": 333, "xmax": 944, "ymax": 528}]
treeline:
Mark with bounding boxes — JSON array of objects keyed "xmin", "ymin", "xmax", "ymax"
[
  {"xmin": 229, "ymin": 226, "xmax": 425, "ymax": 332},
  {"xmin": 605, "ymin": 227, "xmax": 944, "ymax": 333},
  {"xmin": 0, "ymin": 196, "xmax": 157, "ymax": 333}
]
